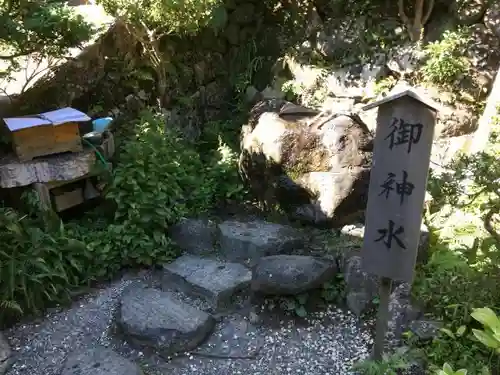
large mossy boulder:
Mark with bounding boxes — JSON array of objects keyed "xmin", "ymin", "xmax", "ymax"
[{"xmin": 239, "ymin": 99, "xmax": 373, "ymax": 226}]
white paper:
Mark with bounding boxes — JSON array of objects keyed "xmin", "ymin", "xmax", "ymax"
[
  {"xmin": 3, "ymin": 107, "xmax": 91, "ymax": 132},
  {"xmin": 42, "ymin": 107, "xmax": 91, "ymax": 125},
  {"xmin": 3, "ymin": 117, "xmax": 51, "ymax": 131}
]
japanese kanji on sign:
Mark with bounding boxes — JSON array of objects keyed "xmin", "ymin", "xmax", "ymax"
[{"xmin": 361, "ymin": 87, "xmax": 439, "ymax": 284}]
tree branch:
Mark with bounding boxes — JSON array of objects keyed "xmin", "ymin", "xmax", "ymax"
[
  {"xmin": 483, "ymin": 206, "xmax": 500, "ymax": 250},
  {"xmin": 0, "ymin": 50, "xmax": 36, "ymax": 60}
]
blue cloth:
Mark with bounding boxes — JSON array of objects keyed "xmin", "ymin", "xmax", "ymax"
[{"xmin": 92, "ymin": 117, "xmax": 113, "ymax": 132}]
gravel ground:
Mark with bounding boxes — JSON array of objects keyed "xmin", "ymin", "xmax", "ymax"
[{"xmin": 4, "ymin": 271, "xmax": 374, "ymax": 375}]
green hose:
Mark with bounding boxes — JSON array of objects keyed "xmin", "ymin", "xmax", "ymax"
[{"xmin": 82, "ymin": 138, "xmax": 110, "ymax": 169}]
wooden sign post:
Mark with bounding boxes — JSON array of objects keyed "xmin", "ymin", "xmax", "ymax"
[{"xmin": 361, "ymin": 87, "xmax": 439, "ymax": 359}]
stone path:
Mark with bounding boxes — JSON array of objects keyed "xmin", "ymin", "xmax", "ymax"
[{"xmin": 2, "ymin": 218, "xmax": 428, "ymax": 375}]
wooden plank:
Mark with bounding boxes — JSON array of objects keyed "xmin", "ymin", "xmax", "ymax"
[
  {"xmin": 11, "ymin": 122, "xmax": 82, "ymax": 162},
  {"xmin": 361, "ymin": 91, "xmax": 438, "ymax": 284},
  {"xmin": 53, "ymin": 188, "xmax": 84, "ymax": 212}
]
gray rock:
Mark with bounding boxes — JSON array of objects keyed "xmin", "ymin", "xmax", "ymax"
[
  {"xmin": 60, "ymin": 346, "xmax": 142, "ymax": 375},
  {"xmin": 239, "ymin": 100, "xmax": 373, "ymax": 227},
  {"xmin": 162, "ymin": 255, "xmax": 252, "ymax": 309},
  {"xmin": 252, "ymin": 255, "xmax": 337, "ymax": 295},
  {"xmin": 346, "ymin": 291, "xmax": 372, "ymax": 317},
  {"xmin": 0, "ymin": 333, "xmax": 10, "ymax": 364},
  {"xmin": 387, "ymin": 283, "xmax": 422, "ymax": 345},
  {"xmin": 344, "ymin": 256, "xmax": 378, "ymax": 316},
  {"xmin": 218, "ymin": 220, "xmax": 305, "ymax": 263},
  {"xmin": 409, "ymin": 319, "xmax": 443, "ymax": 341},
  {"xmin": 261, "ymin": 86, "xmax": 285, "ymax": 100},
  {"xmin": 485, "ymin": 2, "xmax": 500, "ymax": 39},
  {"xmin": 118, "ymin": 286, "xmax": 215, "ymax": 355},
  {"xmin": 168, "ymin": 218, "xmax": 217, "ymax": 255},
  {"xmin": 194, "ymin": 316, "xmax": 264, "ymax": 359},
  {"xmin": 245, "ymin": 85, "xmax": 261, "ymax": 104},
  {"xmin": 0, "ymin": 333, "xmax": 12, "ymax": 375}
]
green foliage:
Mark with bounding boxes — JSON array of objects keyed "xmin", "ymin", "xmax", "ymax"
[
  {"xmin": 99, "ymin": 109, "xmax": 218, "ymax": 268},
  {"xmin": 0, "ymin": 205, "xmax": 92, "ymax": 324},
  {"xmin": 0, "ymin": 0, "xmax": 94, "ymax": 78},
  {"xmin": 373, "ymin": 76, "xmax": 397, "ymax": 97},
  {"xmin": 280, "ymin": 293, "xmax": 309, "ymax": 318},
  {"xmin": 411, "ymin": 108, "xmax": 500, "ymax": 374},
  {"xmin": 321, "ymin": 274, "xmax": 345, "ymax": 303},
  {"xmin": 436, "ymin": 363, "xmax": 468, "ymax": 375},
  {"xmin": 420, "ymin": 29, "xmax": 471, "ymax": 86},
  {"xmin": 471, "ymin": 307, "xmax": 500, "ymax": 355},
  {"xmin": 353, "ymin": 347, "xmax": 413, "ymax": 375},
  {"xmin": 272, "ymin": 275, "xmax": 345, "ymax": 318},
  {"xmin": 98, "ymin": 0, "xmax": 223, "ymax": 34}
]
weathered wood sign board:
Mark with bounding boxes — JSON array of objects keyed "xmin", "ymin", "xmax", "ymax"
[{"xmin": 361, "ymin": 88, "xmax": 439, "ymax": 284}]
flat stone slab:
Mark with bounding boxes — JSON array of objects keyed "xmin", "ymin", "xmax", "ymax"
[
  {"xmin": 118, "ymin": 286, "xmax": 215, "ymax": 355},
  {"xmin": 193, "ymin": 316, "xmax": 264, "ymax": 359},
  {"xmin": 217, "ymin": 220, "xmax": 305, "ymax": 263},
  {"xmin": 61, "ymin": 346, "xmax": 142, "ymax": 375},
  {"xmin": 252, "ymin": 255, "xmax": 337, "ymax": 295},
  {"xmin": 162, "ymin": 255, "xmax": 252, "ymax": 309}
]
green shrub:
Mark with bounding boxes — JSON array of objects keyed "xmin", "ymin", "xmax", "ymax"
[
  {"xmin": 420, "ymin": 29, "xmax": 471, "ymax": 86},
  {"xmin": 97, "ymin": 109, "xmax": 216, "ymax": 269},
  {"xmin": 411, "ymin": 108, "xmax": 500, "ymax": 374}
]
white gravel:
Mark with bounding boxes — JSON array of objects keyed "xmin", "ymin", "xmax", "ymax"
[{"xmin": 3, "ymin": 272, "xmax": 374, "ymax": 375}]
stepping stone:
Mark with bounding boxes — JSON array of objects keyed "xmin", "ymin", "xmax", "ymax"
[
  {"xmin": 194, "ymin": 316, "xmax": 264, "ymax": 359},
  {"xmin": 0, "ymin": 333, "xmax": 12, "ymax": 375},
  {"xmin": 218, "ymin": 220, "xmax": 305, "ymax": 263},
  {"xmin": 163, "ymin": 255, "xmax": 252, "ymax": 309},
  {"xmin": 169, "ymin": 218, "xmax": 217, "ymax": 255},
  {"xmin": 61, "ymin": 346, "xmax": 142, "ymax": 375},
  {"xmin": 252, "ymin": 255, "xmax": 337, "ymax": 295},
  {"xmin": 117, "ymin": 285, "xmax": 215, "ymax": 355}
]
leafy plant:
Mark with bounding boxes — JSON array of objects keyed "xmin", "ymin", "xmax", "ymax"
[
  {"xmin": 321, "ymin": 274, "xmax": 345, "ymax": 303},
  {"xmin": 280, "ymin": 294, "xmax": 309, "ymax": 318},
  {"xmin": 101, "ymin": 109, "xmax": 215, "ymax": 267},
  {"xmin": 0, "ymin": 207, "xmax": 92, "ymax": 325},
  {"xmin": 420, "ymin": 29, "xmax": 471, "ymax": 86},
  {"xmin": 471, "ymin": 307, "xmax": 500, "ymax": 354},
  {"xmin": 353, "ymin": 347, "xmax": 412, "ymax": 375},
  {"xmin": 436, "ymin": 363, "xmax": 468, "ymax": 375}
]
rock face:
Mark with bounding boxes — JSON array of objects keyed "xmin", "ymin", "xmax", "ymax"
[
  {"xmin": 252, "ymin": 255, "xmax": 337, "ymax": 295},
  {"xmin": 60, "ymin": 347, "xmax": 142, "ymax": 375},
  {"xmin": 239, "ymin": 99, "xmax": 373, "ymax": 226},
  {"xmin": 117, "ymin": 286, "xmax": 215, "ymax": 355},
  {"xmin": 485, "ymin": 2, "xmax": 500, "ymax": 42},
  {"xmin": 162, "ymin": 255, "xmax": 252, "ymax": 309},
  {"xmin": 343, "ymin": 255, "xmax": 379, "ymax": 316},
  {"xmin": 217, "ymin": 220, "xmax": 305, "ymax": 263}
]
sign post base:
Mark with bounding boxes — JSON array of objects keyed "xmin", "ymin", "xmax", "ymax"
[{"xmin": 373, "ymin": 276, "xmax": 393, "ymax": 360}]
